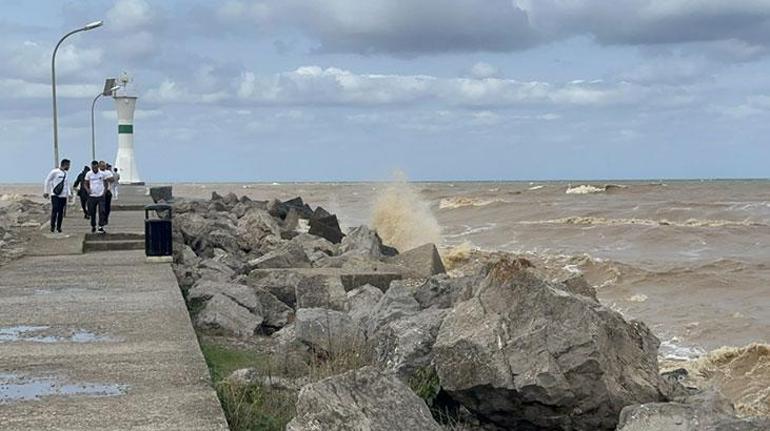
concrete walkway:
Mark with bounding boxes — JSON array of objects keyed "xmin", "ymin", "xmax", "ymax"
[{"xmin": 0, "ymin": 187, "xmax": 228, "ymax": 430}]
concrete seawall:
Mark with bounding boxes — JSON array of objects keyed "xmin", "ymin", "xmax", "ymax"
[{"xmin": 0, "ymin": 186, "xmax": 228, "ymax": 430}]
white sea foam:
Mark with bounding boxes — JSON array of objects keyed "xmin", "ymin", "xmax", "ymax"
[{"xmin": 566, "ymin": 185, "xmax": 605, "ymax": 194}]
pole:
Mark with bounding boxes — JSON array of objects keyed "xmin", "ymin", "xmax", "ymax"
[
  {"xmin": 90, "ymin": 93, "xmax": 102, "ymax": 161},
  {"xmin": 51, "ymin": 22, "xmax": 103, "ymax": 168}
]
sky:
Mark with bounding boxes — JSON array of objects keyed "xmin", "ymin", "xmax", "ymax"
[{"xmin": 2, "ymin": 0, "xmax": 770, "ymax": 182}]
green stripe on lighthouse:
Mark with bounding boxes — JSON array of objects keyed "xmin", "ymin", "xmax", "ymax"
[{"xmin": 118, "ymin": 124, "xmax": 133, "ymax": 134}]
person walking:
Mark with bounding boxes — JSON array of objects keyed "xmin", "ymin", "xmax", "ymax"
[
  {"xmin": 113, "ymin": 167, "xmax": 121, "ymax": 200},
  {"xmin": 43, "ymin": 159, "xmax": 72, "ymax": 233},
  {"xmin": 84, "ymin": 160, "xmax": 111, "ymax": 234},
  {"xmin": 72, "ymin": 165, "xmax": 91, "ymax": 219},
  {"xmin": 99, "ymin": 161, "xmax": 115, "ymax": 225}
]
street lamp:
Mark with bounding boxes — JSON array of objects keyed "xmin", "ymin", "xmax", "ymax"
[
  {"xmin": 91, "ymin": 80, "xmax": 121, "ymax": 161},
  {"xmin": 51, "ymin": 20, "xmax": 103, "ymax": 167}
]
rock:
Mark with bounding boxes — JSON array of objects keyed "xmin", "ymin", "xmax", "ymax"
[
  {"xmin": 236, "ymin": 208, "xmax": 281, "ymax": 252},
  {"xmin": 373, "ymin": 307, "xmax": 448, "ymax": 379},
  {"xmin": 195, "ymin": 293, "xmax": 262, "ymax": 337},
  {"xmin": 247, "ymin": 241, "xmax": 311, "ymax": 269},
  {"xmin": 295, "ymin": 275, "xmax": 347, "ymax": 311},
  {"xmin": 367, "ymin": 285, "xmax": 421, "ymax": 336},
  {"xmin": 227, "ymin": 368, "xmax": 311, "ymax": 391},
  {"xmin": 150, "ymin": 186, "xmax": 173, "ymax": 203},
  {"xmin": 380, "ymin": 243, "xmax": 399, "ymax": 257},
  {"xmin": 207, "ymin": 229, "xmax": 241, "ymax": 255},
  {"xmin": 198, "ymin": 258, "xmax": 236, "ymax": 279},
  {"xmin": 176, "ymin": 213, "xmax": 213, "ymax": 240},
  {"xmin": 387, "ymin": 243, "xmax": 446, "ymax": 278},
  {"xmin": 211, "ymin": 191, "xmax": 224, "ymax": 201},
  {"xmin": 294, "ymin": 308, "xmax": 364, "ymax": 354},
  {"xmin": 561, "ymin": 274, "xmax": 598, "ymax": 301},
  {"xmin": 223, "ymin": 192, "xmax": 239, "ymax": 207},
  {"xmin": 177, "ymin": 244, "xmax": 200, "ymax": 267},
  {"xmin": 413, "ymin": 274, "xmax": 477, "ymax": 309},
  {"xmin": 282, "ymin": 208, "xmax": 300, "ymax": 232},
  {"xmin": 247, "ymin": 270, "xmax": 304, "ymax": 308},
  {"xmin": 286, "ymin": 366, "xmax": 442, "ymax": 431},
  {"xmin": 308, "ymin": 214, "xmax": 344, "ymax": 244},
  {"xmin": 290, "ymin": 233, "xmax": 339, "ymax": 259},
  {"xmin": 252, "ymin": 286, "xmax": 294, "ymax": 330},
  {"xmin": 618, "ymin": 390, "xmax": 770, "ymax": 431},
  {"xmin": 211, "ymin": 248, "xmax": 247, "ymax": 274},
  {"xmin": 283, "ymin": 197, "xmax": 314, "ymax": 219},
  {"xmin": 340, "ymin": 225, "xmax": 383, "ymax": 258},
  {"xmin": 312, "ymin": 206, "xmax": 331, "ymax": 219},
  {"xmin": 189, "ymin": 280, "xmax": 262, "ymax": 314},
  {"xmin": 433, "ymin": 257, "xmax": 667, "ymax": 430},
  {"xmin": 346, "ymin": 284, "xmax": 384, "ymax": 326}
]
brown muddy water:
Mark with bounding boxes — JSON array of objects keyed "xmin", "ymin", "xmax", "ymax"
[{"xmin": 3, "ymin": 180, "xmax": 769, "ymax": 415}]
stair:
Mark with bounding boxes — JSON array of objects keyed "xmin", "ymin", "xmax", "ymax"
[{"xmin": 84, "ymin": 232, "xmax": 145, "ymax": 253}]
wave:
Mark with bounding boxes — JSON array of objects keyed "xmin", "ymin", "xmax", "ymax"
[
  {"xmin": 661, "ymin": 343, "xmax": 770, "ymax": 417},
  {"xmin": 520, "ymin": 216, "xmax": 766, "ymax": 228},
  {"xmin": 438, "ymin": 196, "xmax": 506, "ymax": 209}
]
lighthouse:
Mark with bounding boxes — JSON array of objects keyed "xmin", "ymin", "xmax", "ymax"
[{"xmin": 113, "ymin": 93, "xmax": 143, "ymax": 184}]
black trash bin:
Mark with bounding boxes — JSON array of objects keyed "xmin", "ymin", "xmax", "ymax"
[{"xmin": 145, "ymin": 204, "xmax": 173, "ymax": 257}]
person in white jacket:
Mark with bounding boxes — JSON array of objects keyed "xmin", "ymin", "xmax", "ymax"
[{"xmin": 43, "ymin": 158, "xmax": 72, "ymax": 233}]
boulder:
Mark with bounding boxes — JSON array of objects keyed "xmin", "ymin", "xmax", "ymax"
[
  {"xmin": 282, "ymin": 208, "xmax": 300, "ymax": 232},
  {"xmin": 373, "ymin": 307, "xmax": 448, "ymax": 379},
  {"xmin": 312, "ymin": 206, "xmax": 331, "ymax": 219},
  {"xmin": 412, "ymin": 274, "xmax": 476, "ymax": 309},
  {"xmin": 223, "ymin": 192, "xmax": 239, "ymax": 207},
  {"xmin": 387, "ymin": 243, "xmax": 446, "ymax": 278},
  {"xmin": 236, "ymin": 208, "xmax": 281, "ymax": 252},
  {"xmin": 346, "ymin": 284, "xmax": 384, "ymax": 326},
  {"xmin": 207, "ymin": 229, "xmax": 241, "ymax": 255},
  {"xmin": 340, "ymin": 225, "xmax": 383, "ymax": 258},
  {"xmin": 290, "ymin": 233, "xmax": 339, "ymax": 259},
  {"xmin": 150, "ymin": 186, "xmax": 173, "ymax": 203},
  {"xmin": 198, "ymin": 258, "xmax": 236, "ymax": 279},
  {"xmin": 366, "ymin": 285, "xmax": 421, "ymax": 336},
  {"xmin": 195, "ymin": 293, "xmax": 262, "ymax": 337},
  {"xmin": 295, "ymin": 275, "xmax": 347, "ymax": 311},
  {"xmin": 247, "ymin": 241, "xmax": 311, "ymax": 270},
  {"xmin": 618, "ymin": 390, "xmax": 770, "ymax": 431},
  {"xmin": 252, "ymin": 286, "xmax": 294, "ymax": 330},
  {"xmin": 561, "ymin": 274, "xmax": 598, "ymax": 301},
  {"xmin": 433, "ymin": 257, "xmax": 668, "ymax": 430},
  {"xmin": 286, "ymin": 366, "xmax": 442, "ymax": 431},
  {"xmin": 294, "ymin": 308, "xmax": 363, "ymax": 354},
  {"xmin": 211, "ymin": 248, "xmax": 247, "ymax": 274},
  {"xmin": 176, "ymin": 213, "xmax": 213, "ymax": 240},
  {"xmin": 282, "ymin": 197, "xmax": 314, "ymax": 219},
  {"xmin": 246, "ymin": 269, "xmax": 304, "ymax": 308},
  {"xmin": 189, "ymin": 280, "xmax": 262, "ymax": 314},
  {"xmin": 308, "ymin": 214, "xmax": 344, "ymax": 244}
]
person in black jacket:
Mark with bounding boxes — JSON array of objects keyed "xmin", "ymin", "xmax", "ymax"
[{"xmin": 72, "ymin": 166, "xmax": 91, "ymax": 219}]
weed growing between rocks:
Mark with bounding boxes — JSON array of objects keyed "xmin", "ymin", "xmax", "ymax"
[{"xmin": 215, "ymin": 379, "xmax": 296, "ymax": 431}]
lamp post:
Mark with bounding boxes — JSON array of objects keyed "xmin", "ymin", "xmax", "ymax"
[
  {"xmin": 51, "ymin": 20, "xmax": 103, "ymax": 168},
  {"xmin": 91, "ymin": 83, "xmax": 121, "ymax": 160}
]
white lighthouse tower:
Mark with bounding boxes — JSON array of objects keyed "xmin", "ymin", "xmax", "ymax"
[{"xmin": 113, "ymin": 73, "xmax": 143, "ymax": 184}]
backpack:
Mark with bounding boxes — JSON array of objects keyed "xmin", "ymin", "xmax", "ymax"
[{"xmin": 52, "ymin": 171, "xmax": 66, "ymax": 196}]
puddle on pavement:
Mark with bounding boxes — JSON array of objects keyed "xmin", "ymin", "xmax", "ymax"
[
  {"xmin": 0, "ymin": 326, "xmax": 113, "ymax": 343},
  {"xmin": 0, "ymin": 373, "xmax": 126, "ymax": 403}
]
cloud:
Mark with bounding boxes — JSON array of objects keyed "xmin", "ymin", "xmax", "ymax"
[
  {"xmin": 469, "ymin": 62, "xmax": 500, "ymax": 79},
  {"xmin": 0, "ymin": 79, "xmax": 98, "ymax": 99},
  {"xmin": 212, "ymin": 0, "xmax": 770, "ymax": 59},
  {"xmin": 215, "ymin": 0, "xmax": 539, "ymax": 54}
]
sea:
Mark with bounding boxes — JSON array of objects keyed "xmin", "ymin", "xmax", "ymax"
[{"xmin": 3, "ymin": 179, "xmax": 769, "ymax": 416}]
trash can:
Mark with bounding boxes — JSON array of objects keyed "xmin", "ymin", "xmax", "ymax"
[{"xmin": 145, "ymin": 204, "xmax": 173, "ymax": 257}]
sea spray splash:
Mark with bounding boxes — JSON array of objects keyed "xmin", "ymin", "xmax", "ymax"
[{"xmin": 371, "ymin": 172, "xmax": 441, "ymax": 252}]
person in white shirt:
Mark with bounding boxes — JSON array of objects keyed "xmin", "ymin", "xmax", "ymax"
[
  {"xmin": 43, "ymin": 158, "xmax": 72, "ymax": 233},
  {"xmin": 113, "ymin": 167, "xmax": 121, "ymax": 200},
  {"xmin": 84, "ymin": 160, "xmax": 113, "ymax": 233},
  {"xmin": 99, "ymin": 161, "xmax": 115, "ymax": 225}
]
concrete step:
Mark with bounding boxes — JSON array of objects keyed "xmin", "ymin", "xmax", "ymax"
[
  {"xmin": 85, "ymin": 232, "xmax": 145, "ymax": 242},
  {"xmin": 84, "ymin": 239, "xmax": 145, "ymax": 252}
]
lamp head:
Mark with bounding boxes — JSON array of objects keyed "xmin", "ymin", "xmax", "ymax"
[{"xmin": 83, "ymin": 21, "xmax": 103, "ymax": 31}]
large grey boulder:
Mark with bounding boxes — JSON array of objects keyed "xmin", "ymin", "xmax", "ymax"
[
  {"xmin": 618, "ymin": 390, "xmax": 770, "ymax": 431},
  {"xmin": 412, "ymin": 274, "xmax": 477, "ymax": 309},
  {"xmin": 340, "ymin": 225, "xmax": 383, "ymax": 258},
  {"xmin": 294, "ymin": 308, "xmax": 363, "ymax": 354},
  {"xmin": 195, "ymin": 293, "xmax": 262, "ymax": 337},
  {"xmin": 150, "ymin": 186, "xmax": 173, "ymax": 203},
  {"xmin": 247, "ymin": 269, "xmax": 303, "ymax": 308},
  {"xmin": 295, "ymin": 275, "xmax": 347, "ymax": 311},
  {"xmin": 207, "ymin": 229, "xmax": 241, "ymax": 255},
  {"xmin": 366, "ymin": 285, "xmax": 421, "ymax": 336},
  {"xmin": 252, "ymin": 286, "xmax": 294, "ymax": 330},
  {"xmin": 433, "ymin": 257, "xmax": 668, "ymax": 430},
  {"xmin": 373, "ymin": 307, "xmax": 448, "ymax": 379},
  {"xmin": 346, "ymin": 284, "xmax": 384, "ymax": 326},
  {"xmin": 236, "ymin": 208, "xmax": 281, "ymax": 252},
  {"xmin": 188, "ymin": 280, "xmax": 262, "ymax": 313},
  {"xmin": 247, "ymin": 241, "xmax": 311, "ymax": 270},
  {"xmin": 176, "ymin": 212, "xmax": 213, "ymax": 240},
  {"xmin": 387, "ymin": 243, "xmax": 446, "ymax": 278},
  {"xmin": 286, "ymin": 366, "xmax": 442, "ymax": 431}
]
